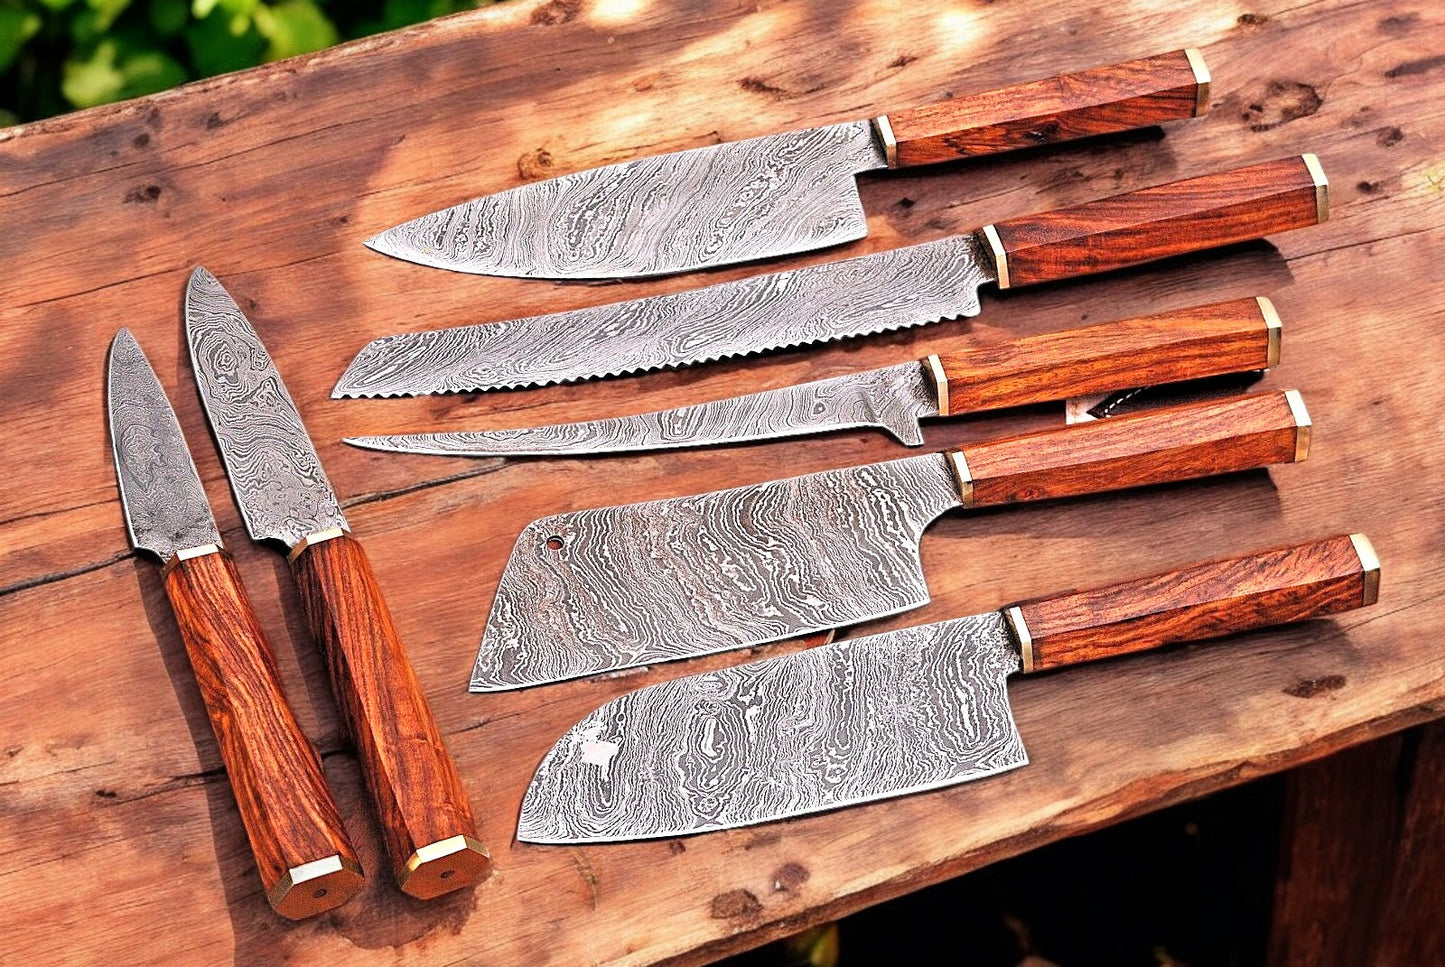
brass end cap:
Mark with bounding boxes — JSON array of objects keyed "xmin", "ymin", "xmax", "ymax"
[
  {"xmin": 1349, "ymin": 533, "xmax": 1381, "ymax": 607},
  {"xmin": 1283, "ymin": 389, "xmax": 1311, "ymax": 462},
  {"xmin": 871, "ymin": 114, "xmax": 898, "ymax": 168},
  {"xmin": 1004, "ymin": 606, "xmax": 1035, "ymax": 673},
  {"xmin": 979, "ymin": 224, "xmax": 1010, "ymax": 289},
  {"xmin": 1184, "ymin": 48, "xmax": 1211, "ymax": 116},
  {"xmin": 286, "ymin": 526, "xmax": 348, "ymax": 563},
  {"xmin": 269, "ymin": 853, "xmax": 365, "ymax": 920},
  {"xmin": 1302, "ymin": 153, "xmax": 1329, "ymax": 223},
  {"xmin": 160, "ymin": 543, "xmax": 223, "ymax": 576},
  {"xmin": 947, "ymin": 450, "xmax": 974, "ymax": 507},
  {"xmin": 399, "ymin": 834, "xmax": 492, "ymax": 900},
  {"xmin": 1257, "ymin": 296, "xmax": 1283, "ymax": 368}
]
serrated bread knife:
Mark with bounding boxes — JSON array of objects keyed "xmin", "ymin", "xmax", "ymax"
[
  {"xmin": 184, "ymin": 269, "xmax": 489, "ymax": 899},
  {"xmin": 518, "ymin": 534, "xmax": 1380, "ymax": 842},
  {"xmin": 335, "ymin": 155, "xmax": 1328, "ymax": 397},
  {"xmin": 366, "ymin": 50, "xmax": 1210, "ymax": 279},
  {"xmin": 472, "ymin": 390, "xmax": 1313, "ymax": 691}
]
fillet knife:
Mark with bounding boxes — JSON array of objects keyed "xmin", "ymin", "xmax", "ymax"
[
  {"xmin": 367, "ymin": 50, "xmax": 1209, "ymax": 279},
  {"xmin": 346, "ymin": 297, "xmax": 1282, "ymax": 458},
  {"xmin": 518, "ymin": 534, "xmax": 1380, "ymax": 843},
  {"xmin": 184, "ymin": 269, "xmax": 490, "ymax": 899},
  {"xmin": 473, "ymin": 389, "xmax": 1312, "ymax": 691},
  {"xmin": 335, "ymin": 155, "xmax": 1328, "ymax": 397},
  {"xmin": 107, "ymin": 329, "xmax": 364, "ymax": 918}
]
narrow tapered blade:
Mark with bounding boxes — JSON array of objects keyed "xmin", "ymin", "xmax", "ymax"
[{"xmin": 517, "ymin": 613, "xmax": 1026, "ymax": 843}]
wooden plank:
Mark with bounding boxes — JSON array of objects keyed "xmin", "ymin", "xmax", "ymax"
[{"xmin": 0, "ymin": 0, "xmax": 1442, "ymax": 963}]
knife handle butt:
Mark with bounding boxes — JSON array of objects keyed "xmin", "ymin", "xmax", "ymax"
[
  {"xmin": 290, "ymin": 532, "xmax": 491, "ymax": 899},
  {"xmin": 880, "ymin": 49, "xmax": 1207, "ymax": 168},
  {"xmin": 1010, "ymin": 533, "xmax": 1379, "ymax": 672},
  {"xmin": 162, "ymin": 547, "xmax": 365, "ymax": 919}
]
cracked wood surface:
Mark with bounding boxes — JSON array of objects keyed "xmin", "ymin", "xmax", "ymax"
[{"xmin": 1, "ymin": 0, "xmax": 1442, "ymax": 964}]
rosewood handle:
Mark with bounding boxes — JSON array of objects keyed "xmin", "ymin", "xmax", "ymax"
[
  {"xmin": 1009, "ymin": 534, "xmax": 1379, "ymax": 672},
  {"xmin": 879, "ymin": 49, "xmax": 1208, "ymax": 168},
  {"xmin": 161, "ymin": 547, "xmax": 364, "ymax": 919},
  {"xmin": 981, "ymin": 155, "xmax": 1328, "ymax": 288},
  {"xmin": 289, "ymin": 532, "xmax": 490, "ymax": 899},
  {"xmin": 927, "ymin": 296, "xmax": 1280, "ymax": 416},
  {"xmin": 948, "ymin": 389, "xmax": 1309, "ymax": 507}
]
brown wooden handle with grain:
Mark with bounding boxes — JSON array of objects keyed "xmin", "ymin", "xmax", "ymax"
[
  {"xmin": 982, "ymin": 155, "xmax": 1328, "ymax": 288},
  {"xmin": 290, "ymin": 532, "xmax": 490, "ymax": 899},
  {"xmin": 1008, "ymin": 534, "xmax": 1379, "ymax": 672},
  {"xmin": 162, "ymin": 548, "xmax": 364, "ymax": 919},
  {"xmin": 881, "ymin": 49, "xmax": 1208, "ymax": 168}
]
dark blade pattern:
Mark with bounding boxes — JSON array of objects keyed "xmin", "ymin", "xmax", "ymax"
[
  {"xmin": 472, "ymin": 452, "xmax": 964, "ymax": 691},
  {"xmin": 517, "ymin": 613, "xmax": 1026, "ymax": 843},
  {"xmin": 365, "ymin": 121, "xmax": 887, "ymax": 280}
]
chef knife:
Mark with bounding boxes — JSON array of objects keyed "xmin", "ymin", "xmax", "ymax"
[
  {"xmin": 473, "ymin": 389, "xmax": 1312, "ymax": 691},
  {"xmin": 366, "ymin": 50, "xmax": 1209, "ymax": 279},
  {"xmin": 335, "ymin": 155, "xmax": 1327, "ymax": 397},
  {"xmin": 518, "ymin": 533, "xmax": 1380, "ymax": 843},
  {"xmin": 345, "ymin": 297, "xmax": 1282, "ymax": 457},
  {"xmin": 184, "ymin": 269, "xmax": 489, "ymax": 899},
  {"xmin": 107, "ymin": 329, "xmax": 365, "ymax": 918}
]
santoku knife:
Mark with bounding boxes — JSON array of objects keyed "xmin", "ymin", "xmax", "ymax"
[
  {"xmin": 345, "ymin": 297, "xmax": 1282, "ymax": 457},
  {"xmin": 518, "ymin": 534, "xmax": 1380, "ymax": 842},
  {"xmin": 107, "ymin": 329, "xmax": 365, "ymax": 918},
  {"xmin": 366, "ymin": 50, "xmax": 1210, "ymax": 279},
  {"xmin": 472, "ymin": 390, "xmax": 1312, "ymax": 691},
  {"xmin": 184, "ymin": 269, "xmax": 489, "ymax": 899},
  {"xmin": 335, "ymin": 155, "xmax": 1328, "ymax": 397}
]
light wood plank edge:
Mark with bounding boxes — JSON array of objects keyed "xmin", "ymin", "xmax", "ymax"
[
  {"xmin": 1185, "ymin": 48, "xmax": 1211, "ymax": 116},
  {"xmin": 1349, "ymin": 533, "xmax": 1382, "ymax": 607}
]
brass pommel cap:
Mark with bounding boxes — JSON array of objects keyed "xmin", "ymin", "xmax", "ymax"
[
  {"xmin": 269, "ymin": 853, "xmax": 365, "ymax": 920},
  {"xmin": 399, "ymin": 835, "xmax": 492, "ymax": 900}
]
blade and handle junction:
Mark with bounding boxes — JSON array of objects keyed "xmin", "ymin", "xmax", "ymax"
[
  {"xmin": 162, "ymin": 546, "xmax": 364, "ymax": 919},
  {"xmin": 980, "ymin": 154, "xmax": 1329, "ymax": 288},
  {"xmin": 289, "ymin": 531, "xmax": 491, "ymax": 899},
  {"xmin": 1007, "ymin": 534, "xmax": 1379, "ymax": 672},
  {"xmin": 879, "ymin": 49, "xmax": 1209, "ymax": 168}
]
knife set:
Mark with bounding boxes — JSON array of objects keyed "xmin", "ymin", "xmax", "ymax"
[{"xmin": 107, "ymin": 49, "xmax": 1379, "ymax": 916}]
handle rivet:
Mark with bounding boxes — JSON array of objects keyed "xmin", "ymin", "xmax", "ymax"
[
  {"xmin": 313, "ymin": 888, "xmax": 328, "ymax": 899},
  {"xmin": 440, "ymin": 869, "xmax": 455, "ymax": 880}
]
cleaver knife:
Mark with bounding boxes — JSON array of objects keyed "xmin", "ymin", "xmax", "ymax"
[
  {"xmin": 335, "ymin": 155, "xmax": 1328, "ymax": 397},
  {"xmin": 473, "ymin": 390, "xmax": 1312, "ymax": 691},
  {"xmin": 518, "ymin": 533, "xmax": 1380, "ymax": 843},
  {"xmin": 366, "ymin": 50, "xmax": 1210, "ymax": 279}
]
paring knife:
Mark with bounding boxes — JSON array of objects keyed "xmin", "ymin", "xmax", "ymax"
[
  {"xmin": 366, "ymin": 50, "xmax": 1210, "ymax": 280},
  {"xmin": 518, "ymin": 534, "xmax": 1380, "ymax": 843},
  {"xmin": 107, "ymin": 329, "xmax": 365, "ymax": 918},
  {"xmin": 345, "ymin": 297, "xmax": 1282, "ymax": 458},
  {"xmin": 184, "ymin": 269, "xmax": 490, "ymax": 899},
  {"xmin": 473, "ymin": 390, "xmax": 1312, "ymax": 691},
  {"xmin": 335, "ymin": 155, "xmax": 1328, "ymax": 397}
]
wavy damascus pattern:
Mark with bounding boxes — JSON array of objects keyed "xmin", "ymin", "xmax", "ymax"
[
  {"xmin": 472, "ymin": 452, "xmax": 964, "ymax": 691},
  {"xmin": 346, "ymin": 362, "xmax": 938, "ymax": 457},
  {"xmin": 334, "ymin": 234, "xmax": 991, "ymax": 397},
  {"xmin": 517, "ymin": 613, "xmax": 1026, "ymax": 842},
  {"xmin": 107, "ymin": 329, "xmax": 221, "ymax": 559},
  {"xmin": 367, "ymin": 121, "xmax": 887, "ymax": 280},
  {"xmin": 185, "ymin": 268, "xmax": 348, "ymax": 548}
]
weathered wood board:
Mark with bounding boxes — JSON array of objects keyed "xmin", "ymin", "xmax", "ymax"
[{"xmin": 1, "ymin": 0, "xmax": 1442, "ymax": 963}]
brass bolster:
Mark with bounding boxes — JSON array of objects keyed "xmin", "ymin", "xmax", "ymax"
[
  {"xmin": 1257, "ymin": 296, "xmax": 1283, "ymax": 368},
  {"xmin": 1184, "ymin": 48, "xmax": 1211, "ymax": 116},
  {"xmin": 1302, "ymin": 153, "xmax": 1329, "ymax": 223},
  {"xmin": 979, "ymin": 224, "xmax": 1010, "ymax": 289},
  {"xmin": 1005, "ymin": 606, "xmax": 1034, "ymax": 673},
  {"xmin": 871, "ymin": 114, "xmax": 898, "ymax": 168},
  {"xmin": 287, "ymin": 527, "xmax": 348, "ymax": 563},
  {"xmin": 1283, "ymin": 389, "xmax": 1312, "ymax": 462},
  {"xmin": 1349, "ymin": 533, "xmax": 1381, "ymax": 607},
  {"xmin": 924, "ymin": 354, "xmax": 950, "ymax": 417},
  {"xmin": 161, "ymin": 543, "xmax": 223, "ymax": 576},
  {"xmin": 948, "ymin": 450, "xmax": 974, "ymax": 507}
]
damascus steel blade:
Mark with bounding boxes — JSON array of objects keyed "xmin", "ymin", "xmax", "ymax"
[
  {"xmin": 518, "ymin": 613, "xmax": 1026, "ymax": 842},
  {"xmin": 333, "ymin": 234, "xmax": 992, "ymax": 397},
  {"xmin": 185, "ymin": 268, "xmax": 348, "ymax": 548},
  {"xmin": 471, "ymin": 452, "xmax": 964, "ymax": 691},
  {"xmin": 107, "ymin": 329, "xmax": 221, "ymax": 560},
  {"xmin": 345, "ymin": 362, "xmax": 939, "ymax": 457},
  {"xmin": 366, "ymin": 121, "xmax": 888, "ymax": 280}
]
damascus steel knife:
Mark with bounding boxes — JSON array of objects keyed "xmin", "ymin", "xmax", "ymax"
[
  {"xmin": 473, "ymin": 390, "xmax": 1314, "ymax": 691},
  {"xmin": 335, "ymin": 155, "xmax": 1328, "ymax": 397},
  {"xmin": 107, "ymin": 329, "xmax": 364, "ymax": 918},
  {"xmin": 518, "ymin": 534, "xmax": 1380, "ymax": 842},
  {"xmin": 183, "ymin": 269, "xmax": 490, "ymax": 899},
  {"xmin": 345, "ymin": 297, "xmax": 1282, "ymax": 457}
]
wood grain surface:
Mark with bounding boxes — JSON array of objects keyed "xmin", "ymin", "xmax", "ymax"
[{"xmin": 0, "ymin": 0, "xmax": 1441, "ymax": 964}]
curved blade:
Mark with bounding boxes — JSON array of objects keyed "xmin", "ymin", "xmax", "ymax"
[
  {"xmin": 471, "ymin": 452, "xmax": 963, "ymax": 691},
  {"xmin": 517, "ymin": 613, "xmax": 1026, "ymax": 843},
  {"xmin": 366, "ymin": 121, "xmax": 887, "ymax": 280},
  {"xmin": 345, "ymin": 362, "xmax": 939, "ymax": 457},
  {"xmin": 107, "ymin": 329, "xmax": 221, "ymax": 560},
  {"xmin": 333, "ymin": 234, "xmax": 991, "ymax": 397}
]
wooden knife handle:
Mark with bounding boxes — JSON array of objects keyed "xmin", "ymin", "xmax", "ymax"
[
  {"xmin": 928, "ymin": 296, "xmax": 1280, "ymax": 416},
  {"xmin": 981, "ymin": 155, "xmax": 1328, "ymax": 288},
  {"xmin": 162, "ymin": 547, "xmax": 364, "ymax": 919},
  {"xmin": 948, "ymin": 389, "xmax": 1310, "ymax": 507},
  {"xmin": 880, "ymin": 49, "xmax": 1208, "ymax": 168},
  {"xmin": 290, "ymin": 531, "xmax": 490, "ymax": 899},
  {"xmin": 1008, "ymin": 534, "xmax": 1379, "ymax": 673}
]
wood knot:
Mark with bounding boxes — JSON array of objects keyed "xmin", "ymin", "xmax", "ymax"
[
  {"xmin": 1376, "ymin": 126, "xmax": 1405, "ymax": 147},
  {"xmin": 710, "ymin": 889, "xmax": 763, "ymax": 920},
  {"xmin": 530, "ymin": 0, "xmax": 581, "ymax": 25},
  {"xmin": 1236, "ymin": 13, "xmax": 1269, "ymax": 27},
  {"xmin": 518, "ymin": 147, "xmax": 555, "ymax": 180},
  {"xmin": 771, "ymin": 862, "xmax": 810, "ymax": 893},
  {"xmin": 1284, "ymin": 674, "xmax": 1346, "ymax": 699},
  {"xmin": 1240, "ymin": 81, "xmax": 1322, "ymax": 132},
  {"xmin": 124, "ymin": 184, "xmax": 162, "ymax": 204}
]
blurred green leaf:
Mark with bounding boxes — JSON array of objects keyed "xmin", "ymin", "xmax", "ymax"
[
  {"xmin": 148, "ymin": 0, "xmax": 189, "ymax": 35},
  {"xmin": 254, "ymin": 0, "xmax": 337, "ymax": 61},
  {"xmin": 86, "ymin": 0, "xmax": 133, "ymax": 32},
  {"xmin": 118, "ymin": 46, "xmax": 187, "ymax": 96},
  {"xmin": 61, "ymin": 39, "xmax": 124, "ymax": 107},
  {"xmin": 36, "ymin": 0, "xmax": 82, "ymax": 12},
  {"xmin": 184, "ymin": 7, "xmax": 264, "ymax": 74},
  {"xmin": 0, "ymin": 9, "xmax": 43, "ymax": 73}
]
